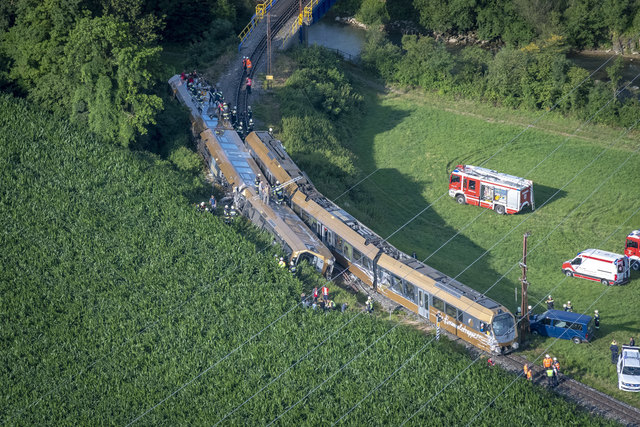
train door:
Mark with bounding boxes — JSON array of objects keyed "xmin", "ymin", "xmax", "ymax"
[
  {"xmin": 322, "ymin": 226, "xmax": 333, "ymax": 248},
  {"xmin": 417, "ymin": 290, "xmax": 428, "ymax": 318}
]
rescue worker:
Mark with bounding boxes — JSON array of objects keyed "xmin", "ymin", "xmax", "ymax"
[
  {"xmin": 546, "ymin": 295, "xmax": 554, "ymax": 310},
  {"xmin": 209, "ymin": 194, "xmax": 217, "ymax": 211},
  {"xmin": 289, "ymin": 260, "xmax": 297, "ymax": 274},
  {"xmin": 594, "ymin": 310, "xmax": 600, "ymax": 330},
  {"xmin": 278, "ymin": 257, "xmax": 286, "ymax": 268},
  {"xmin": 254, "ymin": 176, "xmax": 261, "ymax": 194},
  {"xmin": 242, "ymin": 56, "xmax": 247, "ymax": 71},
  {"xmin": 341, "ymin": 302, "xmax": 348, "ymax": 313},
  {"xmin": 231, "ymin": 106, "xmax": 237, "ymax": 127},
  {"xmin": 563, "ymin": 303, "xmax": 568, "ymax": 311},
  {"xmin": 546, "ymin": 365, "xmax": 555, "ymax": 387},
  {"xmin": 247, "ymin": 105, "xmax": 253, "ymax": 121},
  {"xmin": 321, "ymin": 284, "xmax": 329, "ymax": 303},
  {"xmin": 273, "ymin": 181, "xmax": 284, "ymax": 205},
  {"xmin": 301, "ymin": 293, "xmax": 309, "ymax": 308},
  {"xmin": 552, "ymin": 357, "xmax": 560, "ymax": 386},
  {"xmin": 246, "ymin": 77, "xmax": 252, "ymax": 95},
  {"xmin": 566, "ymin": 301, "xmax": 573, "ymax": 312},
  {"xmin": 248, "ymin": 117, "xmax": 254, "ymax": 132},
  {"xmin": 487, "ymin": 358, "xmax": 495, "ymax": 367},
  {"xmin": 223, "ymin": 205, "xmax": 231, "ymax": 224},
  {"xmin": 229, "ymin": 204, "xmax": 237, "ymax": 222},
  {"xmin": 222, "ymin": 103, "xmax": 230, "ymax": 121},
  {"xmin": 631, "ymin": 337, "xmax": 636, "ymax": 346},
  {"xmin": 516, "ymin": 306, "xmax": 522, "ymax": 322},
  {"xmin": 260, "ymin": 181, "xmax": 270, "ymax": 204},
  {"xmin": 611, "ymin": 340, "xmax": 619, "ymax": 364},
  {"xmin": 543, "ymin": 354, "xmax": 553, "ymax": 370},
  {"xmin": 523, "ymin": 364, "xmax": 531, "ymax": 381},
  {"xmin": 480, "ymin": 322, "xmax": 486, "ymax": 333},
  {"xmin": 327, "ymin": 300, "xmax": 336, "ymax": 311},
  {"xmin": 312, "ymin": 287, "xmax": 319, "ymax": 304},
  {"xmin": 246, "ymin": 57, "xmax": 252, "ymax": 71},
  {"xmin": 366, "ymin": 296, "xmax": 373, "ymax": 313},
  {"xmin": 197, "ymin": 201, "xmax": 206, "ymax": 212}
]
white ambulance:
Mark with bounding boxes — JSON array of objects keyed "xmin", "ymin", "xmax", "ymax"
[{"xmin": 562, "ymin": 249, "xmax": 630, "ymax": 286}]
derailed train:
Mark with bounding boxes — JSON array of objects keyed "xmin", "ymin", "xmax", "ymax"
[
  {"xmin": 244, "ymin": 131, "xmax": 519, "ymax": 354},
  {"xmin": 169, "ymin": 75, "xmax": 334, "ymax": 276},
  {"xmin": 169, "ymin": 74, "xmax": 518, "ymax": 354}
]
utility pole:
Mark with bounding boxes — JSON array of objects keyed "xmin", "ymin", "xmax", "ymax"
[
  {"xmin": 266, "ymin": 11, "xmax": 272, "ymax": 90},
  {"xmin": 519, "ymin": 232, "xmax": 531, "ymax": 343}
]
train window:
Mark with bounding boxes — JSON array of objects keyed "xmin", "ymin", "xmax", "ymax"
[
  {"xmin": 335, "ymin": 236, "xmax": 344, "ymax": 255},
  {"xmin": 292, "ymin": 204, "xmax": 301, "ymax": 215},
  {"xmin": 432, "ymin": 296, "xmax": 445, "ymax": 312},
  {"xmin": 352, "ymin": 248, "xmax": 362, "ymax": 264},
  {"xmin": 404, "ymin": 281, "xmax": 415, "ymax": 303},
  {"xmin": 423, "ymin": 292, "xmax": 430, "ymax": 309},
  {"xmin": 377, "ymin": 267, "xmax": 390, "ymax": 287},
  {"xmin": 463, "ymin": 313, "xmax": 478, "ymax": 330},
  {"xmin": 445, "ymin": 303, "xmax": 457, "ymax": 319},
  {"xmin": 343, "ymin": 242, "xmax": 353, "ymax": 261},
  {"xmin": 390, "ymin": 275, "xmax": 402, "ymax": 295}
]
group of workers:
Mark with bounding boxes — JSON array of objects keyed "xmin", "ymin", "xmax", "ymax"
[
  {"xmin": 300, "ymin": 284, "xmax": 347, "ymax": 313},
  {"xmin": 542, "ymin": 354, "xmax": 562, "ymax": 387},
  {"xmin": 254, "ymin": 175, "xmax": 284, "ymax": 205},
  {"xmin": 231, "ymin": 105, "xmax": 254, "ymax": 137}
]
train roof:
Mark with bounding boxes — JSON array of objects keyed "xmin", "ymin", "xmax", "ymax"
[{"xmin": 248, "ymin": 132, "xmax": 508, "ymax": 315}]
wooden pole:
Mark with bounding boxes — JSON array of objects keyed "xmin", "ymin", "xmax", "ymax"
[{"xmin": 519, "ymin": 232, "xmax": 531, "ymax": 343}]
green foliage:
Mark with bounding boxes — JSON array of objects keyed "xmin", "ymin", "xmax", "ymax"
[
  {"xmin": 563, "ymin": 0, "xmax": 607, "ymax": 48},
  {"xmin": 66, "ymin": 16, "xmax": 163, "ymax": 146},
  {"xmin": 360, "ymin": 30, "xmax": 402, "ymax": 80},
  {"xmin": 394, "ymin": 35, "xmax": 455, "ymax": 90},
  {"xmin": 186, "ymin": 19, "xmax": 236, "ymax": 68},
  {"xmin": 355, "ymin": 0, "xmax": 390, "ymax": 26},
  {"xmin": 413, "ymin": 0, "xmax": 477, "ymax": 33},
  {"xmin": 169, "ymin": 146, "xmax": 202, "ymax": 173}
]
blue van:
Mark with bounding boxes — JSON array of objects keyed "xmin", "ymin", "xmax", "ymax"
[{"xmin": 529, "ymin": 309, "xmax": 593, "ymax": 343}]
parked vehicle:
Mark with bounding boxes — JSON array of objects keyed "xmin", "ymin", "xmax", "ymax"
[
  {"xmin": 625, "ymin": 230, "xmax": 640, "ymax": 271},
  {"xmin": 617, "ymin": 346, "xmax": 640, "ymax": 392},
  {"xmin": 529, "ymin": 309, "xmax": 593, "ymax": 344},
  {"xmin": 448, "ymin": 165, "xmax": 534, "ymax": 214},
  {"xmin": 562, "ymin": 249, "xmax": 630, "ymax": 286}
]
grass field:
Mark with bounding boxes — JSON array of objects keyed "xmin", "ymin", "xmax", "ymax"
[
  {"xmin": 303, "ymin": 81, "xmax": 640, "ymax": 406},
  {"xmin": 0, "ymin": 93, "xmax": 618, "ymax": 425}
]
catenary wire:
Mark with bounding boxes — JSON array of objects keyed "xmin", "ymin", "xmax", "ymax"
[
  {"xmin": 335, "ymin": 83, "xmax": 640, "ymax": 425},
  {"xmin": 400, "ymin": 140, "xmax": 640, "ymax": 426},
  {"xmin": 9, "ymin": 38, "xmax": 628, "ymax": 424},
  {"xmin": 265, "ymin": 323, "xmax": 401, "ymax": 426},
  {"xmin": 463, "ymin": 207, "xmax": 640, "ymax": 426},
  {"xmin": 211, "ymin": 311, "xmax": 365, "ymax": 426}
]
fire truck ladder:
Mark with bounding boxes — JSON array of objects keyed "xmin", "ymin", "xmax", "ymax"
[{"xmin": 251, "ymin": 176, "xmax": 303, "ymax": 201}]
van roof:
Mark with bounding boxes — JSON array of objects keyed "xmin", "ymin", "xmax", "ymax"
[
  {"xmin": 541, "ymin": 309, "xmax": 592, "ymax": 323},
  {"xmin": 579, "ymin": 248, "xmax": 626, "ymax": 262}
]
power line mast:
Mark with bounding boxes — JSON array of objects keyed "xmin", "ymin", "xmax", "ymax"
[
  {"xmin": 266, "ymin": 11, "xmax": 272, "ymax": 89},
  {"xmin": 519, "ymin": 232, "xmax": 531, "ymax": 343}
]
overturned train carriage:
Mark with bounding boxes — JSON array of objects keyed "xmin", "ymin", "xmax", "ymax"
[
  {"xmin": 245, "ymin": 131, "xmax": 518, "ymax": 353},
  {"xmin": 168, "ymin": 75, "xmax": 334, "ymax": 276}
]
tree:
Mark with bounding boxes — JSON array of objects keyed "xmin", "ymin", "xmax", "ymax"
[{"xmin": 66, "ymin": 16, "xmax": 163, "ymax": 146}]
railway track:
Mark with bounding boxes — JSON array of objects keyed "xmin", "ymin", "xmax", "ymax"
[
  {"xmin": 497, "ymin": 352, "xmax": 640, "ymax": 426},
  {"xmin": 235, "ymin": 0, "xmax": 300, "ymax": 120}
]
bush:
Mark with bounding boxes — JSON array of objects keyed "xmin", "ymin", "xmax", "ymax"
[
  {"xmin": 169, "ymin": 146, "xmax": 202, "ymax": 173},
  {"xmin": 356, "ymin": 0, "xmax": 390, "ymax": 26}
]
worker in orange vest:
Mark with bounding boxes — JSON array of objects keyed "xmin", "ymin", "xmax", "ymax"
[
  {"xmin": 246, "ymin": 58, "xmax": 252, "ymax": 71},
  {"xmin": 524, "ymin": 364, "xmax": 533, "ymax": 381},
  {"xmin": 543, "ymin": 354, "xmax": 553, "ymax": 369},
  {"xmin": 321, "ymin": 284, "xmax": 329, "ymax": 303}
]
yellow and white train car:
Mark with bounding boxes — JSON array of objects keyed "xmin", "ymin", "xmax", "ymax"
[
  {"xmin": 245, "ymin": 131, "xmax": 518, "ymax": 353},
  {"xmin": 169, "ymin": 76, "xmax": 334, "ymax": 275}
]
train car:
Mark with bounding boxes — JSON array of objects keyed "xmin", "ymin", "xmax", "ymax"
[
  {"xmin": 245, "ymin": 131, "xmax": 518, "ymax": 353},
  {"xmin": 168, "ymin": 75, "xmax": 334, "ymax": 275}
]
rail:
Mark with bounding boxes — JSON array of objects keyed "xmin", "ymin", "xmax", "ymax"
[{"xmin": 238, "ymin": 0, "xmax": 278, "ymax": 50}]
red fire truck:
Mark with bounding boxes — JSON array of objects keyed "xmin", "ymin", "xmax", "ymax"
[
  {"xmin": 625, "ymin": 230, "xmax": 640, "ymax": 271},
  {"xmin": 448, "ymin": 165, "xmax": 535, "ymax": 215}
]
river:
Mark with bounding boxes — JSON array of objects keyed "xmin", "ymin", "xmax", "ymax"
[{"xmin": 307, "ymin": 17, "xmax": 640, "ymax": 85}]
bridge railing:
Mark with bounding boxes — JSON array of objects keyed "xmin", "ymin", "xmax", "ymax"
[{"xmin": 282, "ymin": 0, "xmax": 319, "ymax": 46}]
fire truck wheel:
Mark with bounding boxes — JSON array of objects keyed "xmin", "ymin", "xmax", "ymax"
[
  {"xmin": 456, "ymin": 194, "xmax": 466, "ymax": 205},
  {"xmin": 564, "ymin": 270, "xmax": 573, "ymax": 277},
  {"xmin": 601, "ymin": 279, "xmax": 610, "ymax": 286},
  {"xmin": 494, "ymin": 205, "xmax": 505, "ymax": 215},
  {"xmin": 632, "ymin": 261, "xmax": 640, "ymax": 271}
]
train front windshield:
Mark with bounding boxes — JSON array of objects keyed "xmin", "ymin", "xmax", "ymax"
[{"xmin": 492, "ymin": 313, "xmax": 516, "ymax": 338}]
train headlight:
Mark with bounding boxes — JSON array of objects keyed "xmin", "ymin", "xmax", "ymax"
[{"xmin": 512, "ymin": 342, "xmax": 519, "ymax": 350}]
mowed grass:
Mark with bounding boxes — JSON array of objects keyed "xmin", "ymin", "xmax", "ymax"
[{"xmin": 327, "ymin": 86, "xmax": 640, "ymax": 406}]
